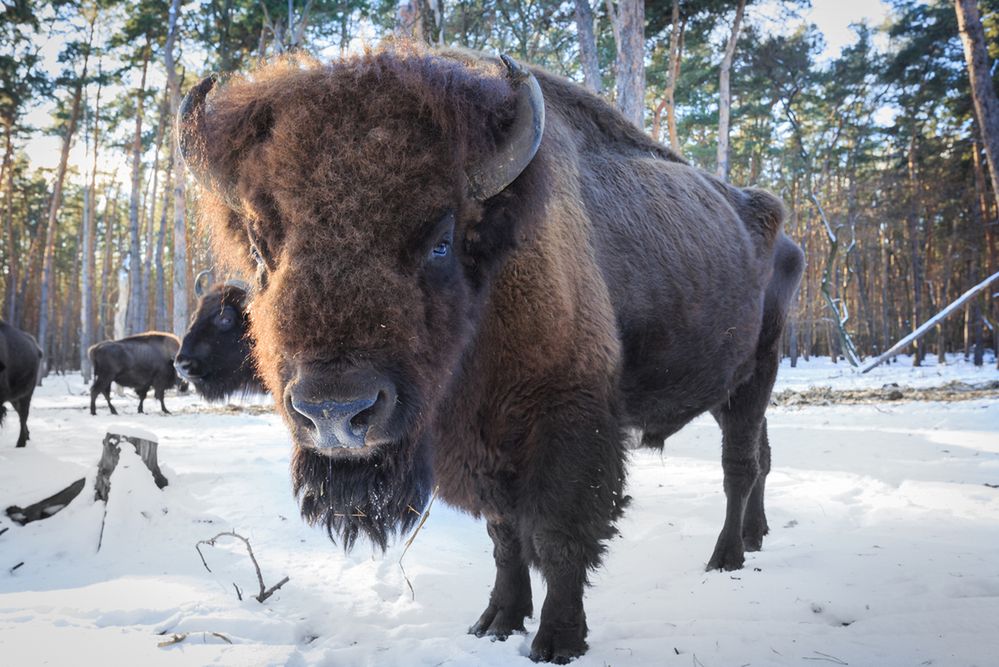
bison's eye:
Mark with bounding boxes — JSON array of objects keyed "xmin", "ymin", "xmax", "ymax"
[
  {"xmin": 431, "ymin": 237, "xmax": 451, "ymax": 258},
  {"xmin": 426, "ymin": 211, "xmax": 455, "ymax": 263}
]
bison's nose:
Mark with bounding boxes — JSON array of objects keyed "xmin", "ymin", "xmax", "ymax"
[
  {"xmin": 174, "ymin": 355, "xmax": 201, "ymax": 380},
  {"xmin": 288, "ymin": 372, "xmax": 397, "ymax": 450}
]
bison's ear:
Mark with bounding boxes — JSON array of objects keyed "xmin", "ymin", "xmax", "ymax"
[{"xmin": 177, "ymin": 74, "xmax": 274, "ymax": 211}]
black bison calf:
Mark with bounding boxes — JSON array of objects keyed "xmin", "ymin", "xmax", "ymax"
[
  {"xmin": 89, "ymin": 332, "xmax": 183, "ymax": 415},
  {"xmin": 0, "ymin": 319, "xmax": 42, "ymax": 447},
  {"xmin": 179, "ymin": 46, "xmax": 804, "ymax": 662},
  {"xmin": 176, "ymin": 279, "xmax": 265, "ymax": 401}
]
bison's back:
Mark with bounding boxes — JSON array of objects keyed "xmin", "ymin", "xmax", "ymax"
[
  {"xmin": 90, "ymin": 333, "xmax": 180, "ymax": 388},
  {"xmin": 536, "ymin": 75, "xmax": 786, "ymax": 434}
]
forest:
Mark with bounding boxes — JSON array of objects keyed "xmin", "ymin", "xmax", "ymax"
[{"xmin": 2, "ymin": 0, "xmax": 998, "ymax": 377}]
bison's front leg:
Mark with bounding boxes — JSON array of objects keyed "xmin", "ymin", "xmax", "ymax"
[
  {"xmin": 524, "ymin": 401, "xmax": 627, "ymax": 664},
  {"xmin": 469, "ymin": 519, "xmax": 532, "ymax": 640}
]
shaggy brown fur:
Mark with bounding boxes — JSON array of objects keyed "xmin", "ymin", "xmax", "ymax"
[{"xmin": 185, "ymin": 43, "xmax": 803, "ymax": 663}]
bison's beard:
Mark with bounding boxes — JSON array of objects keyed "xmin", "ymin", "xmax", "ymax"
[
  {"xmin": 192, "ymin": 367, "xmax": 265, "ymax": 403},
  {"xmin": 291, "ymin": 435, "xmax": 433, "ymax": 551}
]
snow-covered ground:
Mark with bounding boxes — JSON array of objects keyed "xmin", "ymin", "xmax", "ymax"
[{"xmin": 1, "ymin": 357, "xmax": 997, "ymax": 667}]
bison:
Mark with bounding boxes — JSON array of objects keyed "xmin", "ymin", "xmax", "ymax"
[
  {"xmin": 0, "ymin": 319, "xmax": 42, "ymax": 448},
  {"xmin": 178, "ymin": 45, "xmax": 804, "ymax": 663},
  {"xmin": 175, "ymin": 276, "xmax": 265, "ymax": 401},
  {"xmin": 89, "ymin": 332, "xmax": 183, "ymax": 415}
]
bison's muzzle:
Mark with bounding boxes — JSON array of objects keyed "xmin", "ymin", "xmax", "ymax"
[{"xmin": 286, "ymin": 366, "xmax": 399, "ymax": 450}]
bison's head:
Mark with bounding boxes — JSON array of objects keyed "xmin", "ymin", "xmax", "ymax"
[
  {"xmin": 178, "ymin": 46, "xmax": 545, "ymax": 549},
  {"xmin": 176, "ymin": 278, "xmax": 259, "ymax": 402}
]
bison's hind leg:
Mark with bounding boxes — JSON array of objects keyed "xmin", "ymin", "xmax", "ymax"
[
  {"xmin": 154, "ymin": 386, "xmax": 170, "ymax": 414},
  {"xmin": 13, "ymin": 394, "xmax": 32, "ymax": 448},
  {"xmin": 742, "ymin": 419, "xmax": 771, "ymax": 552},
  {"xmin": 706, "ymin": 346, "xmax": 779, "ymax": 572},
  {"xmin": 90, "ymin": 377, "xmax": 115, "ymax": 415},
  {"xmin": 469, "ymin": 519, "xmax": 533, "ymax": 641}
]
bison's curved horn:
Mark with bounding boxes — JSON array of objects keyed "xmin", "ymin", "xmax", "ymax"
[
  {"xmin": 194, "ymin": 270, "xmax": 213, "ymax": 298},
  {"xmin": 466, "ymin": 54, "xmax": 545, "ymax": 201},
  {"xmin": 177, "ymin": 74, "xmax": 240, "ymax": 209}
]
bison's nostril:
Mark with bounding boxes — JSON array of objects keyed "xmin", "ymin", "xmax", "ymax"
[{"xmin": 290, "ymin": 393, "xmax": 379, "ymax": 449}]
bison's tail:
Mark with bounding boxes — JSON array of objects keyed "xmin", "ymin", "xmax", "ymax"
[
  {"xmin": 0, "ymin": 403, "xmax": 6, "ymax": 427},
  {"xmin": 741, "ymin": 188, "xmax": 786, "ymax": 242}
]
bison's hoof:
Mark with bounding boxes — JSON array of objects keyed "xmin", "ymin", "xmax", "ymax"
[
  {"xmin": 469, "ymin": 603, "xmax": 529, "ymax": 641},
  {"xmin": 529, "ymin": 623, "xmax": 587, "ymax": 664},
  {"xmin": 742, "ymin": 517, "xmax": 769, "ymax": 552},
  {"xmin": 706, "ymin": 539, "xmax": 745, "ymax": 572}
]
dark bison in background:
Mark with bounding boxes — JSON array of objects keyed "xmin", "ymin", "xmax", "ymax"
[
  {"xmin": 179, "ymin": 45, "xmax": 804, "ymax": 663},
  {"xmin": 89, "ymin": 332, "xmax": 183, "ymax": 415},
  {"xmin": 0, "ymin": 319, "xmax": 42, "ymax": 447},
  {"xmin": 176, "ymin": 277, "xmax": 265, "ymax": 401}
]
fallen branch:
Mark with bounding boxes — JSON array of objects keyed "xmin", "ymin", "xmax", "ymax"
[
  {"xmin": 195, "ymin": 530, "xmax": 289, "ymax": 603},
  {"xmin": 6, "ymin": 478, "xmax": 85, "ymax": 525},
  {"xmin": 803, "ymin": 650, "xmax": 849, "ymax": 665},
  {"xmin": 861, "ymin": 271, "xmax": 999, "ymax": 373}
]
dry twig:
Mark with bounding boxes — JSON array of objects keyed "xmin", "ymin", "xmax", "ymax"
[
  {"xmin": 398, "ymin": 485, "xmax": 440, "ymax": 600},
  {"xmin": 195, "ymin": 530, "xmax": 290, "ymax": 603}
]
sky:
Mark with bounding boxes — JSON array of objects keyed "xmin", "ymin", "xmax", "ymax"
[{"xmin": 22, "ymin": 0, "xmax": 896, "ymax": 179}]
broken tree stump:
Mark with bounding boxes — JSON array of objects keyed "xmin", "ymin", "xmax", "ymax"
[
  {"xmin": 5, "ymin": 477, "xmax": 86, "ymax": 525},
  {"xmin": 95, "ymin": 430, "xmax": 168, "ymax": 502}
]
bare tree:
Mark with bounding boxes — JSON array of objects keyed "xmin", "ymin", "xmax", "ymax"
[
  {"xmin": 652, "ymin": 0, "xmax": 685, "ymax": 150},
  {"xmin": 605, "ymin": 0, "xmax": 645, "ymax": 128},
  {"xmin": 716, "ymin": 0, "xmax": 746, "ymax": 181},
  {"xmin": 126, "ymin": 37, "xmax": 151, "ymax": 335},
  {"xmin": 80, "ymin": 64, "xmax": 102, "ymax": 382},
  {"xmin": 166, "ymin": 0, "xmax": 188, "ymax": 338},
  {"xmin": 38, "ymin": 12, "xmax": 96, "ymax": 370},
  {"xmin": 574, "ymin": 0, "xmax": 601, "ymax": 94},
  {"xmin": 954, "ymin": 0, "xmax": 999, "ymax": 211}
]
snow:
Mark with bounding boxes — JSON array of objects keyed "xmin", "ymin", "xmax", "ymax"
[{"xmin": 1, "ymin": 358, "xmax": 997, "ymax": 666}]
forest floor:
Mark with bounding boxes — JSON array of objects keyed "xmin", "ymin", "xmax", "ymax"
[{"xmin": 0, "ymin": 355, "xmax": 997, "ymax": 667}]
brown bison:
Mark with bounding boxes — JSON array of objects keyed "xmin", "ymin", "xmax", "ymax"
[
  {"xmin": 178, "ymin": 45, "xmax": 803, "ymax": 663},
  {"xmin": 0, "ymin": 319, "xmax": 42, "ymax": 447},
  {"xmin": 89, "ymin": 332, "xmax": 183, "ymax": 415},
  {"xmin": 176, "ymin": 276, "xmax": 265, "ymax": 401}
]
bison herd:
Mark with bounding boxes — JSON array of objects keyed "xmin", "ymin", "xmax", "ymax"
[
  {"xmin": 5, "ymin": 45, "xmax": 805, "ymax": 663},
  {"xmin": 1, "ymin": 272, "xmax": 261, "ymax": 442}
]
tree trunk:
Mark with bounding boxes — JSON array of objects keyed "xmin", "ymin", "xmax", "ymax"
[
  {"xmin": 716, "ymin": 0, "xmax": 746, "ymax": 181},
  {"xmin": 606, "ymin": 0, "xmax": 645, "ymax": 128},
  {"xmin": 955, "ymin": 0, "xmax": 999, "ymax": 212},
  {"xmin": 38, "ymin": 16, "xmax": 95, "ymax": 372},
  {"xmin": 3, "ymin": 122, "xmax": 18, "ymax": 323},
  {"xmin": 98, "ymin": 182, "xmax": 118, "ymax": 341},
  {"xmin": 574, "ymin": 0, "xmax": 601, "ymax": 94},
  {"xmin": 142, "ymin": 90, "xmax": 169, "ymax": 333},
  {"xmin": 166, "ymin": 0, "xmax": 189, "ymax": 338},
  {"xmin": 81, "ymin": 70, "xmax": 103, "ymax": 382},
  {"xmin": 155, "ymin": 163, "xmax": 171, "ymax": 330},
  {"xmin": 907, "ymin": 134, "xmax": 924, "ymax": 365},
  {"xmin": 126, "ymin": 40, "xmax": 151, "ymax": 335}
]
